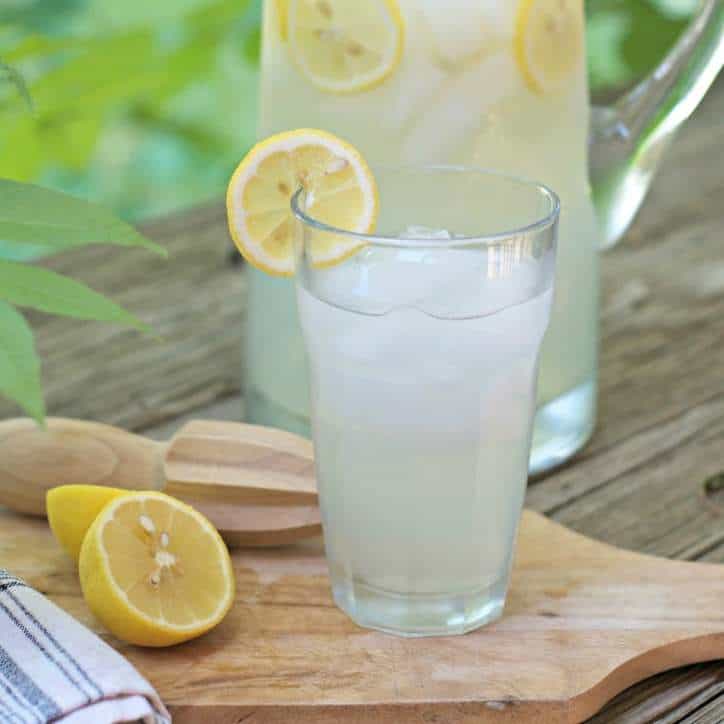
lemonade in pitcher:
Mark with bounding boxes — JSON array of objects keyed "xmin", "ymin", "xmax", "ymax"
[{"xmin": 246, "ymin": 0, "xmax": 720, "ymax": 472}]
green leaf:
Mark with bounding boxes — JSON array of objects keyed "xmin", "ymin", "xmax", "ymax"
[
  {"xmin": 0, "ymin": 301, "xmax": 44, "ymax": 423},
  {"xmin": 0, "ymin": 259, "xmax": 148, "ymax": 331},
  {"xmin": 0, "ymin": 179, "xmax": 167, "ymax": 255},
  {"xmin": 46, "ymin": 114, "xmax": 105, "ymax": 171},
  {"xmin": 0, "ymin": 59, "xmax": 33, "ymax": 111},
  {"xmin": 0, "ymin": 120, "xmax": 43, "ymax": 181},
  {"xmin": 1, "ymin": 34, "xmax": 72, "ymax": 63},
  {"xmin": 0, "ymin": 0, "xmax": 80, "ymax": 30},
  {"xmin": 86, "ymin": 0, "xmax": 223, "ymax": 30},
  {"xmin": 184, "ymin": 0, "xmax": 253, "ymax": 34},
  {"xmin": 29, "ymin": 30, "xmax": 160, "ymax": 120},
  {"xmin": 149, "ymin": 36, "xmax": 218, "ymax": 104},
  {"xmin": 242, "ymin": 26, "xmax": 261, "ymax": 65},
  {"xmin": 648, "ymin": 0, "xmax": 698, "ymax": 20},
  {"xmin": 585, "ymin": 0, "xmax": 690, "ymax": 93},
  {"xmin": 586, "ymin": 10, "xmax": 632, "ymax": 91}
]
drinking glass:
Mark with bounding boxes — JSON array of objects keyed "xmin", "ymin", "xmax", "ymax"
[{"xmin": 294, "ymin": 166, "xmax": 558, "ymax": 636}]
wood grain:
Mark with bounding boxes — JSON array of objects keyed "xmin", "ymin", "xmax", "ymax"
[
  {"xmin": 164, "ymin": 420, "xmax": 316, "ymax": 503},
  {"xmin": 0, "ymin": 418, "xmax": 320, "ymax": 546},
  {"xmin": 0, "ymin": 417, "xmax": 162, "ymax": 514},
  {"xmin": 0, "ymin": 74, "xmax": 720, "ymax": 724},
  {"xmin": 2, "ymin": 508, "xmax": 723, "ymax": 723}
]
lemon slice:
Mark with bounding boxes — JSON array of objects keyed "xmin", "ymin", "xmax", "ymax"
[
  {"xmin": 514, "ymin": 0, "xmax": 583, "ymax": 94},
  {"xmin": 226, "ymin": 128, "xmax": 378, "ymax": 276},
  {"xmin": 287, "ymin": 0, "xmax": 404, "ymax": 93},
  {"xmin": 79, "ymin": 492, "xmax": 235, "ymax": 647},
  {"xmin": 47, "ymin": 484, "xmax": 130, "ymax": 563}
]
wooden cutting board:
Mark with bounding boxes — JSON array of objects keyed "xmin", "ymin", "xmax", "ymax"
[{"xmin": 2, "ymin": 507, "xmax": 723, "ymax": 723}]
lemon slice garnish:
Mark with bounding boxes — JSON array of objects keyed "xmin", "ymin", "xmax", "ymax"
[
  {"xmin": 514, "ymin": 0, "xmax": 583, "ymax": 94},
  {"xmin": 226, "ymin": 128, "xmax": 378, "ymax": 276},
  {"xmin": 79, "ymin": 492, "xmax": 235, "ymax": 647},
  {"xmin": 287, "ymin": 0, "xmax": 404, "ymax": 93}
]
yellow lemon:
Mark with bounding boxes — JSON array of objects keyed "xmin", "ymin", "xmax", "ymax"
[
  {"xmin": 226, "ymin": 128, "xmax": 378, "ymax": 276},
  {"xmin": 47, "ymin": 485, "xmax": 130, "ymax": 563},
  {"xmin": 287, "ymin": 0, "xmax": 404, "ymax": 93},
  {"xmin": 79, "ymin": 492, "xmax": 235, "ymax": 647},
  {"xmin": 514, "ymin": 0, "xmax": 583, "ymax": 94}
]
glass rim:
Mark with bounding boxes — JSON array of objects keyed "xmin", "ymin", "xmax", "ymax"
[{"xmin": 291, "ymin": 164, "xmax": 560, "ymax": 249}]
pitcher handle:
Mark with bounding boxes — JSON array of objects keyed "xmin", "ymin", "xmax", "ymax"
[{"xmin": 589, "ymin": 0, "xmax": 723, "ymax": 248}]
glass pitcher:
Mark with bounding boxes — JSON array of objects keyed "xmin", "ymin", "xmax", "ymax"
[{"xmin": 246, "ymin": 0, "xmax": 723, "ymax": 474}]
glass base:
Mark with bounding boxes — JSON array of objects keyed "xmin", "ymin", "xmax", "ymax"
[
  {"xmin": 247, "ymin": 379, "xmax": 596, "ymax": 476},
  {"xmin": 529, "ymin": 378, "xmax": 596, "ymax": 476},
  {"xmin": 331, "ymin": 575, "xmax": 507, "ymax": 637}
]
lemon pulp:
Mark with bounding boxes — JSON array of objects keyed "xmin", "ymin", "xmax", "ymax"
[{"xmin": 79, "ymin": 492, "xmax": 234, "ymax": 647}]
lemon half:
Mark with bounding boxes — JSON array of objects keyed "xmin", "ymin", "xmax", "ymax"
[
  {"xmin": 226, "ymin": 128, "xmax": 378, "ymax": 276},
  {"xmin": 79, "ymin": 492, "xmax": 235, "ymax": 647}
]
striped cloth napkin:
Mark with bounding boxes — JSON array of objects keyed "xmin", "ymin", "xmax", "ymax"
[{"xmin": 0, "ymin": 570, "xmax": 170, "ymax": 724}]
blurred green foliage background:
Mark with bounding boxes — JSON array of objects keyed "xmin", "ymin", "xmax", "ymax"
[{"xmin": 0, "ymin": 0, "xmax": 699, "ymax": 225}]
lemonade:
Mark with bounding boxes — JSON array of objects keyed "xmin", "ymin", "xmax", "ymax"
[
  {"xmin": 249, "ymin": 0, "xmax": 597, "ymax": 472},
  {"xmin": 283, "ymin": 162, "xmax": 559, "ymax": 634},
  {"xmin": 298, "ymin": 248, "xmax": 554, "ymax": 633}
]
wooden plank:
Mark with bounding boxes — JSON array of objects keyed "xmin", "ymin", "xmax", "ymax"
[
  {"xmin": 3, "ymin": 507, "xmax": 724, "ymax": 723},
  {"xmin": 526, "ymin": 395, "xmax": 724, "ymax": 561},
  {"xmin": 586, "ymin": 663, "xmax": 724, "ymax": 723}
]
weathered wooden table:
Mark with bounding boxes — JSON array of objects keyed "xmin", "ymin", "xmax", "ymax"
[{"xmin": 2, "ymin": 80, "xmax": 722, "ymax": 720}]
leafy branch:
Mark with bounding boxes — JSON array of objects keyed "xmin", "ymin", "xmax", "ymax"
[
  {"xmin": 0, "ymin": 58, "xmax": 166, "ymax": 424},
  {"xmin": 0, "ymin": 73, "xmax": 163, "ymax": 424},
  {"xmin": 0, "ymin": 301, "xmax": 43, "ymax": 421},
  {"xmin": 0, "ymin": 181, "xmax": 165, "ymax": 424},
  {"xmin": 0, "ymin": 0, "xmax": 259, "ymax": 422},
  {"xmin": 0, "ymin": 0, "xmax": 256, "ymax": 189}
]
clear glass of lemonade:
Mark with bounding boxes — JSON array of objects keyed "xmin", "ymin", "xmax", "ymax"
[{"xmin": 293, "ymin": 166, "xmax": 558, "ymax": 636}]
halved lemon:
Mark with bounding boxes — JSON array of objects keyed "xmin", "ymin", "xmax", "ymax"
[
  {"xmin": 287, "ymin": 0, "xmax": 404, "ymax": 93},
  {"xmin": 514, "ymin": 0, "xmax": 583, "ymax": 95},
  {"xmin": 226, "ymin": 128, "xmax": 378, "ymax": 276},
  {"xmin": 79, "ymin": 492, "xmax": 235, "ymax": 647}
]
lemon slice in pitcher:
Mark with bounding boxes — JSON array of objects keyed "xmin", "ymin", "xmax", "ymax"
[
  {"xmin": 79, "ymin": 492, "xmax": 235, "ymax": 647},
  {"xmin": 226, "ymin": 128, "xmax": 378, "ymax": 276},
  {"xmin": 514, "ymin": 0, "xmax": 583, "ymax": 94},
  {"xmin": 287, "ymin": 0, "xmax": 404, "ymax": 93}
]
